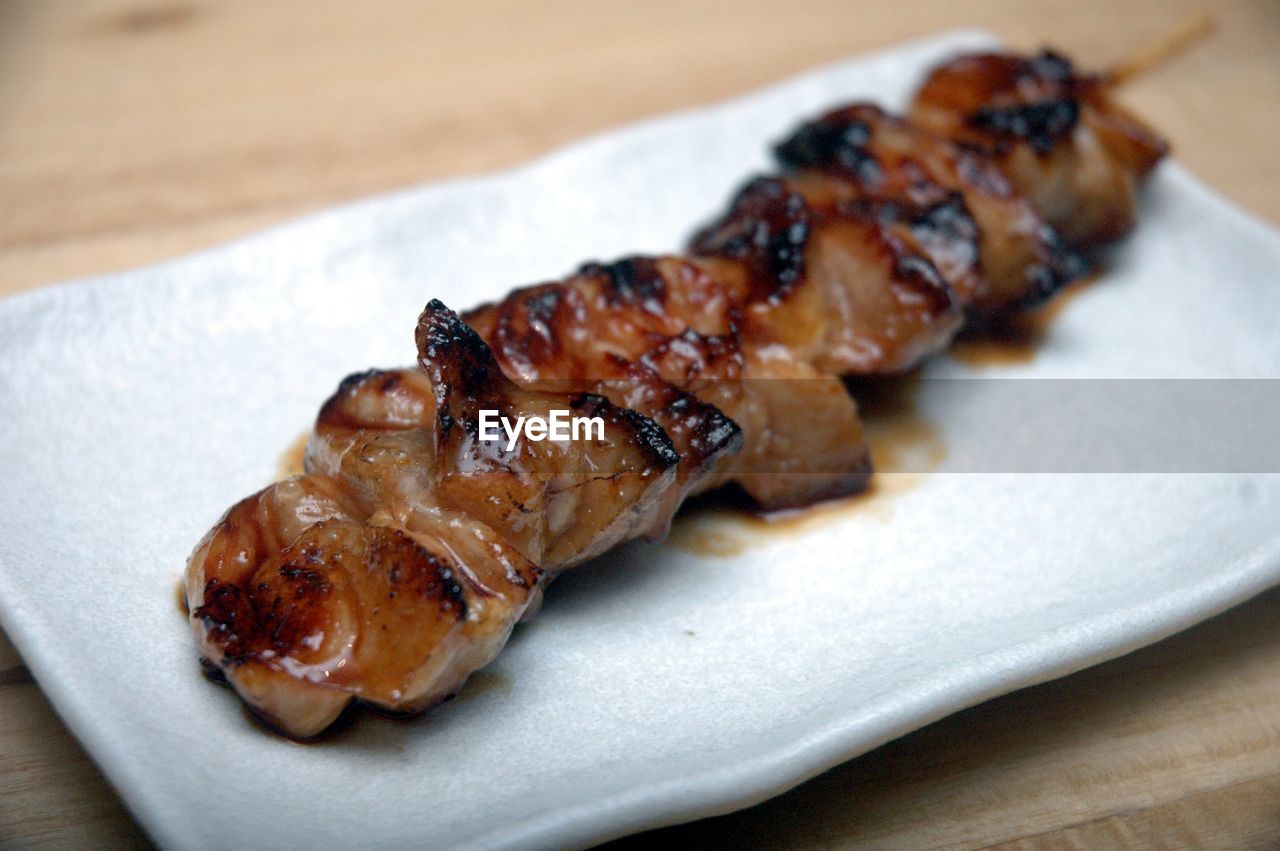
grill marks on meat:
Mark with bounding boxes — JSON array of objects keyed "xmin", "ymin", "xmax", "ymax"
[
  {"xmin": 689, "ymin": 177, "xmax": 813, "ymax": 298},
  {"xmin": 774, "ymin": 103, "xmax": 1082, "ymax": 313},
  {"xmin": 187, "ymin": 303, "xmax": 692, "ymax": 737},
  {"xmin": 707, "ymin": 173, "xmax": 966, "ymax": 374},
  {"xmin": 910, "ymin": 50, "xmax": 1168, "ymax": 246},
  {"xmin": 195, "ymin": 519, "xmax": 475, "ymax": 734},
  {"xmin": 464, "ymin": 248, "xmax": 870, "ymax": 510},
  {"xmin": 461, "ymin": 268, "xmax": 746, "ymax": 497},
  {"xmin": 185, "ymin": 49, "xmax": 1168, "ymax": 738}
]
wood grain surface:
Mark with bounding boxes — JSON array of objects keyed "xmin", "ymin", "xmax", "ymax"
[{"xmin": 1, "ymin": 1, "xmax": 1277, "ymax": 847}]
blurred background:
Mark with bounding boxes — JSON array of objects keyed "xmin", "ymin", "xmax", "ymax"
[
  {"xmin": 1, "ymin": 0, "xmax": 1277, "ymax": 296},
  {"xmin": 1, "ymin": 1, "xmax": 1277, "ymax": 846}
]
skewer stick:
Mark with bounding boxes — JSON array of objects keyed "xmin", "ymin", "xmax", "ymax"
[{"xmin": 1106, "ymin": 14, "xmax": 1215, "ymax": 86}]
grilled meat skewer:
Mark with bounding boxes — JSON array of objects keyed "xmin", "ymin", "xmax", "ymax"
[
  {"xmin": 185, "ymin": 48, "xmax": 1168, "ymax": 738},
  {"xmin": 188, "ymin": 304, "xmax": 692, "ymax": 735}
]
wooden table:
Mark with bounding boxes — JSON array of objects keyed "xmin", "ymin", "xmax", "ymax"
[{"xmin": 2, "ymin": 1, "xmax": 1277, "ymax": 846}]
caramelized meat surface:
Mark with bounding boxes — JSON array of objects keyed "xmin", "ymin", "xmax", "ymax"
[
  {"xmin": 910, "ymin": 51, "xmax": 1167, "ymax": 246},
  {"xmin": 464, "ymin": 249, "xmax": 871, "ymax": 510},
  {"xmin": 186, "ymin": 48, "xmax": 1167, "ymax": 738},
  {"xmin": 774, "ymin": 103, "xmax": 1082, "ymax": 312},
  {"xmin": 186, "ymin": 303, "xmax": 686, "ymax": 736}
]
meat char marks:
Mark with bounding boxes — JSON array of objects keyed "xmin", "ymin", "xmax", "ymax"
[
  {"xmin": 185, "ymin": 47, "xmax": 1168, "ymax": 738},
  {"xmin": 910, "ymin": 50, "xmax": 1168, "ymax": 246},
  {"xmin": 463, "ymin": 249, "xmax": 873, "ymax": 511},
  {"xmin": 187, "ymin": 303, "xmax": 695, "ymax": 737}
]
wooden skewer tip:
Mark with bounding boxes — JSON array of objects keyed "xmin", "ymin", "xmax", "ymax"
[{"xmin": 1108, "ymin": 13, "xmax": 1215, "ymax": 86}]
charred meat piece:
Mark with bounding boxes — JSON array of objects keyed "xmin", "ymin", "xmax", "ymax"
[
  {"xmin": 774, "ymin": 103, "xmax": 1082, "ymax": 312},
  {"xmin": 187, "ymin": 302, "xmax": 691, "ymax": 737},
  {"xmin": 910, "ymin": 51, "xmax": 1167, "ymax": 247},
  {"xmin": 464, "ymin": 252, "xmax": 870, "ymax": 510},
  {"xmin": 186, "ymin": 48, "xmax": 1169, "ymax": 739},
  {"xmin": 689, "ymin": 175, "xmax": 963, "ymax": 374}
]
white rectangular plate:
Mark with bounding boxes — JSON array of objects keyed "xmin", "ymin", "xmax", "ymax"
[{"xmin": 2, "ymin": 31, "xmax": 1279, "ymax": 849}]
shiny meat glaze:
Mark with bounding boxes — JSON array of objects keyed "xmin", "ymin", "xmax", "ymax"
[
  {"xmin": 689, "ymin": 174, "xmax": 965, "ymax": 374},
  {"xmin": 463, "ymin": 253, "xmax": 872, "ymax": 510},
  {"xmin": 910, "ymin": 51, "xmax": 1168, "ymax": 246},
  {"xmin": 773, "ymin": 103, "xmax": 1082, "ymax": 312},
  {"xmin": 186, "ymin": 303, "xmax": 688, "ymax": 737},
  {"xmin": 185, "ymin": 49, "xmax": 1168, "ymax": 738}
]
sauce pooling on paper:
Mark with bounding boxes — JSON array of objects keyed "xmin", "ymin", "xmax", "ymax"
[
  {"xmin": 949, "ymin": 271, "xmax": 1100, "ymax": 367},
  {"xmin": 667, "ymin": 272, "xmax": 1101, "ymax": 556},
  {"xmin": 667, "ymin": 374, "xmax": 944, "ymax": 557},
  {"xmin": 265, "ymin": 270, "xmax": 1088, "ymax": 564}
]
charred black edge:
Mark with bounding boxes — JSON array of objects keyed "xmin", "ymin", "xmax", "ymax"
[
  {"xmin": 965, "ymin": 51, "xmax": 1083, "ymax": 156},
  {"xmin": 773, "ymin": 104, "xmax": 884, "ymax": 183},
  {"xmin": 685, "ymin": 400, "xmax": 744, "ymax": 462},
  {"xmin": 501, "ymin": 285, "xmax": 565, "ymax": 360},
  {"xmin": 634, "ymin": 329, "xmax": 745, "ymax": 461},
  {"xmin": 595, "ymin": 369, "xmax": 744, "ymax": 476},
  {"xmin": 462, "ymin": 282, "xmax": 558, "ymax": 330},
  {"xmin": 571, "ymin": 392, "xmax": 681, "ymax": 472},
  {"xmin": 193, "ymin": 577, "xmax": 260, "ymax": 666},
  {"xmin": 372, "ymin": 525, "xmax": 472, "ymax": 619},
  {"xmin": 579, "ymin": 256, "xmax": 667, "ymax": 305},
  {"xmin": 416, "ymin": 299, "xmax": 509, "ymax": 438},
  {"xmin": 199, "ymin": 655, "xmax": 229, "ymax": 684},
  {"xmin": 970, "ymin": 99, "xmax": 1080, "ymax": 155},
  {"xmin": 463, "ymin": 284, "xmax": 574, "ymax": 373},
  {"xmin": 317, "ymin": 368, "xmax": 406, "ymax": 431},
  {"xmin": 687, "ymin": 176, "xmax": 812, "ymax": 300},
  {"xmin": 773, "ymin": 99, "xmax": 1084, "ymax": 313},
  {"xmin": 876, "ymin": 192, "xmax": 982, "ymax": 308},
  {"xmin": 1028, "ymin": 49, "xmax": 1075, "ymax": 83},
  {"xmin": 190, "ymin": 45, "xmax": 1164, "ymax": 740},
  {"xmin": 1023, "ymin": 225, "xmax": 1088, "ymax": 307},
  {"xmin": 907, "ymin": 192, "xmax": 980, "ymax": 242},
  {"xmin": 892, "ymin": 253, "xmax": 958, "ymax": 311},
  {"xmin": 199, "ymin": 524, "xmax": 476, "ymax": 670},
  {"xmin": 842, "ymin": 190, "xmax": 980, "ymax": 249},
  {"xmin": 417, "ymin": 299, "xmax": 498, "ymax": 397},
  {"xmin": 456, "ymin": 260, "xmax": 746, "ymax": 480},
  {"xmin": 423, "ymin": 298, "xmax": 692, "ymax": 474},
  {"xmin": 657, "ymin": 385, "xmax": 743, "ymax": 461},
  {"xmin": 831, "ymin": 200, "xmax": 960, "ymax": 314},
  {"xmin": 196, "ymin": 562, "xmax": 341, "ymax": 669}
]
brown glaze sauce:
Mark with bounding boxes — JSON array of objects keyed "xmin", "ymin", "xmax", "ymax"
[
  {"xmin": 666, "ymin": 373, "xmax": 945, "ymax": 557},
  {"xmin": 949, "ymin": 270, "xmax": 1100, "ymax": 367},
  {"xmin": 668, "ymin": 270, "xmax": 1101, "ymax": 556},
  {"xmin": 265, "ymin": 269, "xmax": 1086, "ymax": 566}
]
